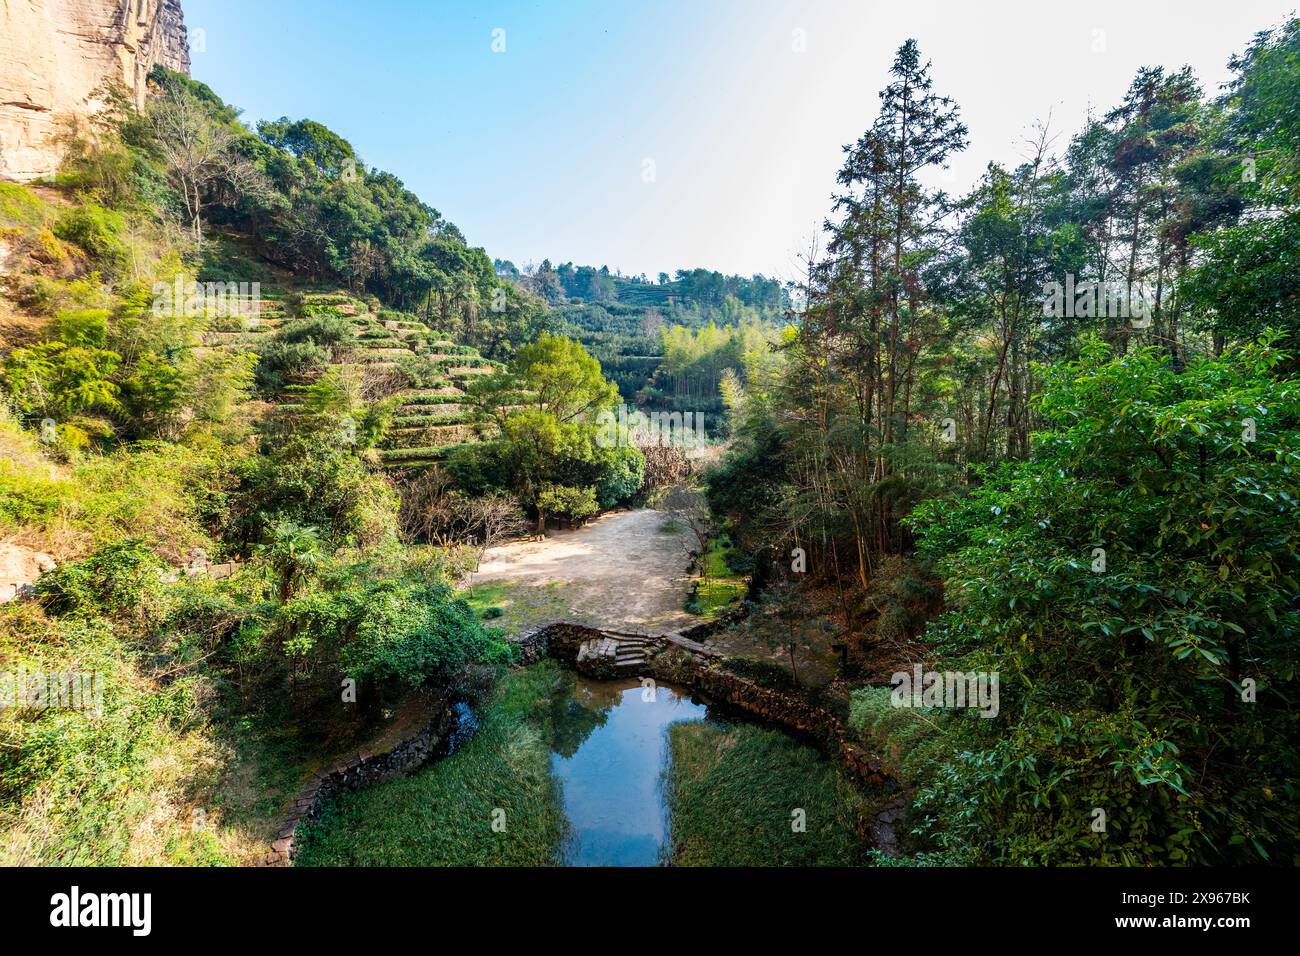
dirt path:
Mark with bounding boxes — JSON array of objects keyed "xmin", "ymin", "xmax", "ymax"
[{"xmin": 471, "ymin": 508, "xmax": 697, "ymax": 634}]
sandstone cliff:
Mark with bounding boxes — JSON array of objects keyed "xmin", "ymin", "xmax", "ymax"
[{"xmin": 0, "ymin": 0, "xmax": 190, "ymax": 182}]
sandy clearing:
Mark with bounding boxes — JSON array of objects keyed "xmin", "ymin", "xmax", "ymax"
[{"xmin": 472, "ymin": 508, "xmax": 697, "ymax": 633}]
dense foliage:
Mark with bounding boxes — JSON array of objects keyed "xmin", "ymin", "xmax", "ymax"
[
  {"xmin": 0, "ymin": 68, "xmax": 535, "ymax": 863},
  {"xmin": 450, "ymin": 332, "xmax": 645, "ymax": 525},
  {"xmin": 495, "ymin": 258, "xmax": 790, "ymax": 404},
  {"xmin": 709, "ymin": 23, "xmax": 1300, "ymax": 865},
  {"xmin": 904, "ymin": 339, "xmax": 1300, "ymax": 863}
]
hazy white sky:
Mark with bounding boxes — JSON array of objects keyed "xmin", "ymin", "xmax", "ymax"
[{"xmin": 186, "ymin": 0, "xmax": 1297, "ymax": 282}]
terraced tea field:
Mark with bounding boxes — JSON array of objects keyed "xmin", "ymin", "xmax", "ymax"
[{"xmin": 201, "ymin": 288, "xmax": 508, "ymax": 470}]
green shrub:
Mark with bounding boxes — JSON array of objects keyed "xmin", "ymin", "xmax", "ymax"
[
  {"xmin": 34, "ymin": 539, "xmax": 168, "ymax": 620},
  {"xmin": 274, "ymin": 315, "xmax": 354, "ymax": 349},
  {"xmin": 0, "ymin": 425, "xmax": 228, "ymax": 558},
  {"xmin": 52, "ymin": 204, "xmax": 129, "ymax": 273},
  {"xmin": 273, "ymin": 570, "xmax": 513, "ymax": 702},
  {"xmin": 254, "ymin": 339, "xmax": 328, "ymax": 394},
  {"xmin": 232, "ymin": 436, "xmax": 397, "ymax": 548},
  {"xmin": 905, "ymin": 338, "xmax": 1300, "ymax": 865},
  {"xmin": 396, "ymin": 355, "xmax": 446, "ymax": 389},
  {"xmin": 594, "ymin": 444, "xmax": 645, "ymax": 507},
  {"xmin": 536, "ymin": 483, "xmax": 598, "ymax": 524}
]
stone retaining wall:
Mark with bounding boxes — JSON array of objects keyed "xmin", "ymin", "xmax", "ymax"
[
  {"xmin": 646, "ymin": 649, "xmax": 891, "ymax": 789},
  {"xmin": 260, "ymin": 688, "xmax": 457, "ymax": 866},
  {"xmin": 513, "ymin": 621, "xmax": 609, "ymax": 666}
]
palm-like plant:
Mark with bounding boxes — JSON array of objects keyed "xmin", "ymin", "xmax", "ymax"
[{"xmin": 259, "ymin": 521, "xmax": 324, "ymax": 602}]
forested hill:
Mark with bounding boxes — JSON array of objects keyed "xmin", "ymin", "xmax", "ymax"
[
  {"xmin": 493, "ymin": 259, "xmax": 787, "ymax": 317},
  {"xmin": 493, "ymin": 259, "xmax": 790, "ymax": 403},
  {"xmin": 130, "ymin": 70, "xmax": 555, "ymax": 365}
]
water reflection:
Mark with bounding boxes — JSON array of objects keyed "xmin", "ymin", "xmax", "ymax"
[{"xmin": 549, "ymin": 676, "xmax": 708, "ymax": 866}]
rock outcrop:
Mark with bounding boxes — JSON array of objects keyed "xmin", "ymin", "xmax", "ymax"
[
  {"xmin": 0, "ymin": 543, "xmax": 56, "ymax": 603},
  {"xmin": 0, "ymin": 0, "xmax": 190, "ymax": 182}
]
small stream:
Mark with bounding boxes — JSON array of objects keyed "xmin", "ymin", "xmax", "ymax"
[{"xmin": 548, "ymin": 675, "xmax": 710, "ymax": 866}]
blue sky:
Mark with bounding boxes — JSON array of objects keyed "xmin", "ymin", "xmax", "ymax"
[{"xmin": 184, "ymin": 0, "xmax": 1298, "ymax": 282}]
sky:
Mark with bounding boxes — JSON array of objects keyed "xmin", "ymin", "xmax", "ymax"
[{"xmin": 183, "ymin": 0, "xmax": 1297, "ymax": 283}]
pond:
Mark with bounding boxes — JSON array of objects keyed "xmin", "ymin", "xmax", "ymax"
[
  {"xmin": 292, "ymin": 662, "xmax": 873, "ymax": 867},
  {"xmin": 549, "ymin": 675, "xmax": 709, "ymax": 866}
]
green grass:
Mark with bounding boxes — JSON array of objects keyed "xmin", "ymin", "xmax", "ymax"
[
  {"xmin": 292, "ymin": 663, "xmax": 570, "ymax": 866},
  {"xmin": 460, "ymin": 581, "xmax": 513, "ymax": 618},
  {"xmin": 663, "ymin": 721, "xmax": 873, "ymax": 866},
  {"xmin": 459, "ymin": 580, "xmax": 570, "ymax": 635},
  {"xmin": 0, "ymin": 604, "xmax": 252, "ymax": 865},
  {"xmin": 689, "ymin": 535, "xmax": 747, "ymax": 616},
  {"xmin": 0, "ymin": 182, "xmax": 51, "ymax": 228}
]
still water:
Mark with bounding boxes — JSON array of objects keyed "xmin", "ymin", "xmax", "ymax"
[{"xmin": 549, "ymin": 676, "xmax": 709, "ymax": 866}]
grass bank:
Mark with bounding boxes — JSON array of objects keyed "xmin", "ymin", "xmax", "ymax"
[
  {"xmin": 458, "ymin": 579, "xmax": 571, "ymax": 636},
  {"xmin": 687, "ymin": 533, "xmax": 747, "ymax": 616},
  {"xmin": 663, "ymin": 720, "xmax": 873, "ymax": 866},
  {"xmin": 293, "ymin": 662, "xmax": 570, "ymax": 866}
]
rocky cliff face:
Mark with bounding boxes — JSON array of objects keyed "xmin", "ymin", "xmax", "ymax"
[{"xmin": 0, "ymin": 0, "xmax": 190, "ymax": 181}]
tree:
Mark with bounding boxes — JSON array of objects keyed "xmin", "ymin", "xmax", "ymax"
[
  {"xmin": 344, "ymin": 240, "xmax": 384, "ymax": 292},
  {"xmin": 511, "ymin": 332, "xmax": 618, "ymax": 423},
  {"xmin": 472, "ymin": 492, "xmax": 529, "ymax": 554},
  {"xmin": 450, "ymin": 329, "xmax": 645, "ymax": 527},
  {"xmin": 536, "ymin": 484, "xmax": 599, "ymax": 529},
  {"xmin": 728, "ymin": 38, "xmax": 968, "ymax": 588},
  {"xmin": 928, "ymin": 126, "xmax": 1085, "ymax": 462},
  {"xmin": 661, "ymin": 482, "xmax": 711, "ymax": 575},
  {"xmin": 2, "ymin": 340, "xmax": 120, "ymax": 419},
  {"xmin": 259, "ymin": 522, "xmax": 324, "ymax": 602},
  {"xmin": 499, "ymin": 409, "xmax": 566, "ymax": 523},
  {"xmin": 1100, "ymin": 66, "xmax": 1206, "ymax": 360},
  {"xmin": 762, "ymin": 580, "xmax": 807, "ymax": 687},
  {"xmin": 147, "ymin": 87, "xmax": 264, "ymax": 241},
  {"xmin": 1181, "ymin": 17, "xmax": 1300, "ymax": 353},
  {"xmin": 256, "ymin": 117, "xmax": 357, "ymax": 178}
]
